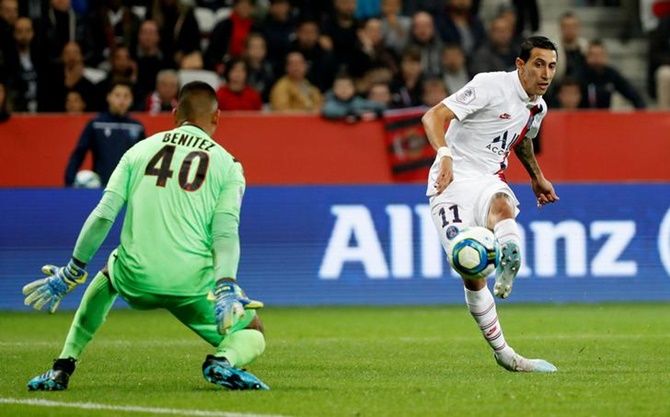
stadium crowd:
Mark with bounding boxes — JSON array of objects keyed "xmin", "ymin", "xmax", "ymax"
[{"xmin": 0, "ymin": 0, "xmax": 668, "ymax": 121}]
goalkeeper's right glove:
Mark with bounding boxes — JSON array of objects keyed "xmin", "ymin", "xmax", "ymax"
[
  {"xmin": 22, "ymin": 260, "xmax": 88, "ymax": 314},
  {"xmin": 214, "ymin": 279, "xmax": 263, "ymax": 335}
]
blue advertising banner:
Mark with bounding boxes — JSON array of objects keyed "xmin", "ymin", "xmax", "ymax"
[{"xmin": 1, "ymin": 184, "xmax": 669, "ymax": 310}]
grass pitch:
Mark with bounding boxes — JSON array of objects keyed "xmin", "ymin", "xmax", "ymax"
[{"xmin": 1, "ymin": 304, "xmax": 669, "ymax": 417}]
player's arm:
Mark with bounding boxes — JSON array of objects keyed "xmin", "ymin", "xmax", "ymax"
[
  {"xmin": 22, "ymin": 191, "xmax": 125, "ymax": 313},
  {"xmin": 64, "ymin": 122, "xmax": 94, "ymax": 186},
  {"xmin": 513, "ymin": 135, "xmax": 559, "ymax": 207},
  {"xmin": 24, "ymin": 155, "xmax": 131, "ymax": 313},
  {"xmin": 211, "ymin": 163, "xmax": 262, "ymax": 335},
  {"xmin": 422, "ymin": 103, "xmax": 457, "ymax": 195}
]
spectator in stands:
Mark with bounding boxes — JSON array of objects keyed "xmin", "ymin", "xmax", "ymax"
[
  {"xmin": 581, "ymin": 40, "xmax": 646, "ymax": 109},
  {"xmin": 145, "ymin": 69, "xmax": 179, "ymax": 114},
  {"xmin": 511, "ymin": 0, "xmax": 539, "ymax": 36},
  {"xmin": 39, "ymin": 41, "xmax": 99, "ymax": 112},
  {"xmin": 407, "ymin": 11, "xmax": 443, "ymax": 77},
  {"xmin": 255, "ymin": 0, "xmax": 296, "ymax": 74},
  {"xmin": 556, "ymin": 77, "xmax": 582, "ymax": 110},
  {"xmin": 99, "ymin": 46, "xmax": 138, "ymax": 104},
  {"xmin": 649, "ymin": 15, "xmax": 670, "ymax": 108},
  {"xmin": 133, "ymin": 20, "xmax": 166, "ymax": 109},
  {"xmin": 420, "ymin": 76, "xmax": 448, "ymax": 107},
  {"xmin": 390, "ymin": 47, "xmax": 424, "ymax": 108},
  {"xmin": 435, "ymin": 0, "xmax": 485, "ymax": 57},
  {"xmin": 441, "ymin": 42, "xmax": 469, "ymax": 93},
  {"xmin": 270, "ymin": 50, "xmax": 323, "ymax": 112},
  {"xmin": 469, "ymin": 16, "xmax": 518, "ymax": 75},
  {"xmin": 216, "ymin": 57, "xmax": 262, "ymax": 111},
  {"xmin": 65, "ymin": 81, "xmax": 145, "ymax": 187},
  {"xmin": 290, "ymin": 18, "xmax": 338, "ymax": 92},
  {"xmin": 322, "ymin": 72, "xmax": 385, "ymax": 121},
  {"xmin": 556, "ymin": 11, "xmax": 589, "ymax": 82},
  {"xmin": 380, "ymin": 0, "xmax": 411, "ymax": 55},
  {"xmin": 322, "ymin": 0, "xmax": 360, "ymax": 72},
  {"xmin": 0, "ymin": 81, "xmax": 10, "ymax": 122},
  {"xmin": 36, "ymin": 0, "xmax": 92, "ymax": 68},
  {"xmin": 5, "ymin": 17, "xmax": 40, "ymax": 112},
  {"xmin": 244, "ymin": 33, "xmax": 275, "ymax": 102},
  {"xmin": 205, "ymin": 0, "xmax": 255, "ymax": 73},
  {"xmin": 367, "ymin": 81, "xmax": 392, "ymax": 108},
  {"xmin": 350, "ymin": 17, "xmax": 399, "ymax": 78},
  {"xmin": 88, "ymin": 0, "xmax": 141, "ymax": 67},
  {"xmin": 65, "ymin": 90, "xmax": 87, "ymax": 114},
  {"xmin": 0, "ymin": 0, "xmax": 18, "ymax": 60},
  {"xmin": 148, "ymin": 0, "xmax": 201, "ymax": 68}
]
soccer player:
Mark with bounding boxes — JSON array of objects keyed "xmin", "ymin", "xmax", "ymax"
[
  {"xmin": 422, "ymin": 36, "xmax": 560, "ymax": 373},
  {"xmin": 23, "ymin": 81, "xmax": 269, "ymax": 390},
  {"xmin": 64, "ymin": 81, "xmax": 145, "ymax": 187}
]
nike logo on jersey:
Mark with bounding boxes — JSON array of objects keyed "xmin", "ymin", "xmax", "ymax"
[{"xmin": 499, "ymin": 113, "xmax": 512, "ymax": 119}]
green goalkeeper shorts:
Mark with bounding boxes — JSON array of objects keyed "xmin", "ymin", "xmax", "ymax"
[{"xmin": 106, "ymin": 249, "xmax": 256, "ymax": 347}]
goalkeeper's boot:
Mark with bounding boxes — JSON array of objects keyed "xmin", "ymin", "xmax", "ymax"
[
  {"xmin": 493, "ymin": 241, "xmax": 520, "ymax": 299},
  {"xmin": 494, "ymin": 351, "xmax": 557, "ymax": 373},
  {"xmin": 27, "ymin": 357, "xmax": 76, "ymax": 391},
  {"xmin": 202, "ymin": 355, "xmax": 269, "ymax": 390}
]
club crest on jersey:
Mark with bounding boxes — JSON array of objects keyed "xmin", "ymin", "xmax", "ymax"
[{"xmin": 455, "ymin": 87, "xmax": 476, "ymax": 104}]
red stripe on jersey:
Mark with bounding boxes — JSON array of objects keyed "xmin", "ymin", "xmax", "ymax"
[
  {"xmin": 514, "ymin": 104, "xmax": 543, "ymax": 148},
  {"xmin": 495, "ymin": 105, "xmax": 542, "ymax": 179}
]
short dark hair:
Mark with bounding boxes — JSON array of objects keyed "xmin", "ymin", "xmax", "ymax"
[
  {"xmin": 176, "ymin": 81, "xmax": 217, "ymax": 120},
  {"xmin": 518, "ymin": 36, "xmax": 557, "ymax": 62},
  {"xmin": 108, "ymin": 80, "xmax": 134, "ymax": 95}
]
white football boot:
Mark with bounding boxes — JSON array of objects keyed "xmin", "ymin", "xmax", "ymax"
[
  {"xmin": 493, "ymin": 241, "xmax": 520, "ymax": 298},
  {"xmin": 494, "ymin": 350, "xmax": 558, "ymax": 373}
]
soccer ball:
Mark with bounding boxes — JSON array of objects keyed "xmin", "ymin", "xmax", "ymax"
[
  {"xmin": 447, "ymin": 227, "xmax": 499, "ymax": 279},
  {"xmin": 74, "ymin": 170, "xmax": 101, "ymax": 188}
]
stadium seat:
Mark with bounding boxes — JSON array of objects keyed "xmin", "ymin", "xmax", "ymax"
[
  {"xmin": 131, "ymin": 6, "xmax": 146, "ymax": 20},
  {"xmin": 178, "ymin": 69, "xmax": 221, "ymax": 90},
  {"xmin": 194, "ymin": 7, "xmax": 217, "ymax": 34},
  {"xmin": 83, "ymin": 68, "xmax": 107, "ymax": 84}
]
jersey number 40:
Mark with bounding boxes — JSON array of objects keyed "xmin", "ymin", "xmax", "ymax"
[{"xmin": 145, "ymin": 145, "xmax": 210, "ymax": 191}]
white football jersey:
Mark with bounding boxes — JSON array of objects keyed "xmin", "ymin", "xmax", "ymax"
[{"xmin": 427, "ymin": 70, "xmax": 547, "ymax": 196}]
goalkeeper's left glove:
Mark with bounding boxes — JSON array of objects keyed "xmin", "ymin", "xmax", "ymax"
[
  {"xmin": 214, "ymin": 279, "xmax": 263, "ymax": 335},
  {"xmin": 22, "ymin": 259, "xmax": 88, "ymax": 314}
]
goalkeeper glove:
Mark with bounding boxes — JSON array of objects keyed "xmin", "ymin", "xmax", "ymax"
[
  {"xmin": 214, "ymin": 279, "xmax": 263, "ymax": 335},
  {"xmin": 22, "ymin": 260, "xmax": 88, "ymax": 314}
]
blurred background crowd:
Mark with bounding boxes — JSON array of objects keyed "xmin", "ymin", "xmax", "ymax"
[{"xmin": 0, "ymin": 0, "xmax": 669, "ymax": 120}]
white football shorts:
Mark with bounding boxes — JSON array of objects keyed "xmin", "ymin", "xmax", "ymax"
[{"xmin": 429, "ymin": 175, "xmax": 520, "ymax": 250}]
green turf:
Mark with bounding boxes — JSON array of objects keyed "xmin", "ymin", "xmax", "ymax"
[{"xmin": 1, "ymin": 304, "xmax": 669, "ymax": 417}]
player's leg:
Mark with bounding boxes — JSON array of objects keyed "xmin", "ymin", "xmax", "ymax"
[
  {"xmin": 434, "ymin": 179, "xmax": 556, "ymax": 372},
  {"xmin": 168, "ymin": 295, "xmax": 269, "ymax": 390},
  {"xmin": 487, "ymin": 192, "xmax": 522, "ymax": 299},
  {"xmin": 474, "ymin": 186, "xmax": 556, "ymax": 372},
  {"xmin": 27, "ymin": 268, "xmax": 119, "ymax": 390}
]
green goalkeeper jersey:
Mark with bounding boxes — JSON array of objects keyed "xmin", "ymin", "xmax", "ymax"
[{"xmin": 105, "ymin": 123, "xmax": 245, "ymax": 296}]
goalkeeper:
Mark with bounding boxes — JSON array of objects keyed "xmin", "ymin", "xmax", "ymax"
[{"xmin": 23, "ymin": 81, "xmax": 269, "ymax": 391}]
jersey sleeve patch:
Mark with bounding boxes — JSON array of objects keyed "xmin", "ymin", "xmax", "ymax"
[{"xmin": 455, "ymin": 87, "xmax": 476, "ymax": 104}]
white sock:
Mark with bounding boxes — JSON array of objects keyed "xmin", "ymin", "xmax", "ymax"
[
  {"xmin": 464, "ymin": 286, "xmax": 514, "ymax": 356},
  {"xmin": 493, "ymin": 218, "xmax": 521, "ymax": 248}
]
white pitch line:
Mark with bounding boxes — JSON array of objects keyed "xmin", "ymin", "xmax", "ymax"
[{"xmin": 0, "ymin": 397, "xmax": 290, "ymax": 417}]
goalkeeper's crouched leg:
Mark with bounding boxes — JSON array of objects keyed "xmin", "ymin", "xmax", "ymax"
[
  {"xmin": 27, "ymin": 271, "xmax": 118, "ymax": 391},
  {"xmin": 214, "ymin": 311, "xmax": 265, "ymax": 368},
  {"xmin": 204, "ymin": 313, "xmax": 268, "ymax": 390}
]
